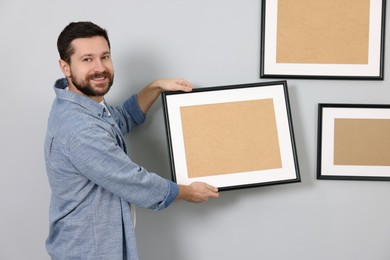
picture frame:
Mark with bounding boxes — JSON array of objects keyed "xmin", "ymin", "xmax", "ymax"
[
  {"xmin": 260, "ymin": 0, "xmax": 386, "ymax": 80},
  {"xmin": 161, "ymin": 81, "xmax": 300, "ymax": 191},
  {"xmin": 317, "ymin": 104, "xmax": 390, "ymax": 181}
]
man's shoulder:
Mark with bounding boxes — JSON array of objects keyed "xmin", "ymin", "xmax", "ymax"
[{"xmin": 48, "ymin": 100, "xmax": 104, "ymax": 137}]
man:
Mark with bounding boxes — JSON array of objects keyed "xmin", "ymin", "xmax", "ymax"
[{"xmin": 44, "ymin": 21, "xmax": 219, "ymax": 260}]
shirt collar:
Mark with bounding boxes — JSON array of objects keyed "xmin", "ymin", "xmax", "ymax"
[{"xmin": 53, "ymin": 78, "xmax": 108, "ymax": 117}]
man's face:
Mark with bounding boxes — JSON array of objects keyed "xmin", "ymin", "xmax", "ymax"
[{"xmin": 63, "ymin": 36, "xmax": 114, "ymax": 101}]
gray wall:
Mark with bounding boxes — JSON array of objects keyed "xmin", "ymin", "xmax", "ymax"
[{"xmin": 1, "ymin": 1, "xmax": 390, "ymax": 259}]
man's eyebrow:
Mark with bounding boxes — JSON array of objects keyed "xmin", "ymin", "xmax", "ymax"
[
  {"xmin": 79, "ymin": 51, "xmax": 111, "ymax": 58},
  {"xmin": 79, "ymin": 53, "xmax": 93, "ymax": 58}
]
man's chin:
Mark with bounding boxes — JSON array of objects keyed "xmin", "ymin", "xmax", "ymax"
[{"xmin": 90, "ymin": 84, "xmax": 111, "ymax": 96}]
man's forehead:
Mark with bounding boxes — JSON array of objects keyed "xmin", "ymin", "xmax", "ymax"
[{"xmin": 71, "ymin": 36, "xmax": 110, "ymax": 55}]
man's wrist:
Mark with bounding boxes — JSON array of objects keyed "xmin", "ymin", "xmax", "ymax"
[
  {"xmin": 148, "ymin": 80, "xmax": 163, "ymax": 93},
  {"xmin": 176, "ymin": 184, "xmax": 190, "ymax": 201}
]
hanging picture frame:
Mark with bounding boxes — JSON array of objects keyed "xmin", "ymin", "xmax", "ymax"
[
  {"xmin": 260, "ymin": 0, "xmax": 386, "ymax": 80},
  {"xmin": 317, "ymin": 104, "xmax": 390, "ymax": 180},
  {"xmin": 161, "ymin": 81, "xmax": 300, "ymax": 191}
]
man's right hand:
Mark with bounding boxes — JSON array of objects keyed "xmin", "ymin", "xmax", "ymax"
[{"xmin": 176, "ymin": 182, "xmax": 219, "ymax": 203}]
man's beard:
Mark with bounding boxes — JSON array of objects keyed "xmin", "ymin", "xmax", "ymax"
[{"xmin": 70, "ymin": 71, "xmax": 114, "ymax": 97}]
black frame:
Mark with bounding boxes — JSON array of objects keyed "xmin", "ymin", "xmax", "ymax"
[
  {"xmin": 317, "ymin": 103, "xmax": 390, "ymax": 181},
  {"xmin": 162, "ymin": 81, "xmax": 300, "ymax": 191},
  {"xmin": 260, "ymin": 0, "xmax": 386, "ymax": 80}
]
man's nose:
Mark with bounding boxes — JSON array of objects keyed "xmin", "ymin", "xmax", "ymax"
[{"xmin": 93, "ymin": 59, "xmax": 105, "ymax": 72}]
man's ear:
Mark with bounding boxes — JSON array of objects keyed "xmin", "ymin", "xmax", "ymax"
[{"xmin": 59, "ymin": 59, "xmax": 71, "ymax": 77}]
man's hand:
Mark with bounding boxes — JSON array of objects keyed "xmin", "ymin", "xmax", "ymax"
[
  {"xmin": 176, "ymin": 182, "xmax": 219, "ymax": 203},
  {"xmin": 137, "ymin": 78, "xmax": 192, "ymax": 113},
  {"xmin": 151, "ymin": 78, "xmax": 193, "ymax": 93}
]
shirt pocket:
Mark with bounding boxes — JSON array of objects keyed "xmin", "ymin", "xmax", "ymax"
[{"xmin": 110, "ymin": 124, "xmax": 127, "ymax": 153}]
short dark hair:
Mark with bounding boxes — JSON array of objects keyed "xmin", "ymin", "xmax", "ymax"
[{"xmin": 57, "ymin": 21, "xmax": 111, "ymax": 64}]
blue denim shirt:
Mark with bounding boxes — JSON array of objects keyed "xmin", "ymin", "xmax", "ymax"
[{"xmin": 44, "ymin": 78, "xmax": 179, "ymax": 260}]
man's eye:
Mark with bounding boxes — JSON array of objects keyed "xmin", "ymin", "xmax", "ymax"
[
  {"xmin": 102, "ymin": 55, "xmax": 110, "ymax": 60},
  {"xmin": 83, "ymin": 58, "xmax": 92, "ymax": 62}
]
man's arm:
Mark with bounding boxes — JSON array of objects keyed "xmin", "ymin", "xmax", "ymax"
[
  {"xmin": 136, "ymin": 78, "xmax": 192, "ymax": 114},
  {"xmin": 137, "ymin": 78, "xmax": 220, "ymax": 203},
  {"xmin": 177, "ymin": 182, "xmax": 219, "ymax": 203}
]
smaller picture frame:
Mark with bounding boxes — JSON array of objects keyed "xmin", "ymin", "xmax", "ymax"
[
  {"xmin": 162, "ymin": 81, "xmax": 300, "ymax": 191},
  {"xmin": 317, "ymin": 104, "xmax": 390, "ymax": 181},
  {"xmin": 260, "ymin": 0, "xmax": 386, "ymax": 80}
]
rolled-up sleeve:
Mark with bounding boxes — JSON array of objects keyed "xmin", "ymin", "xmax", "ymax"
[
  {"xmin": 160, "ymin": 181, "xmax": 179, "ymax": 209},
  {"xmin": 109, "ymin": 94, "xmax": 146, "ymax": 135}
]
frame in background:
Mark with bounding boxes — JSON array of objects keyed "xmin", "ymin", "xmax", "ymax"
[
  {"xmin": 317, "ymin": 104, "xmax": 390, "ymax": 181},
  {"xmin": 260, "ymin": 0, "xmax": 386, "ymax": 80}
]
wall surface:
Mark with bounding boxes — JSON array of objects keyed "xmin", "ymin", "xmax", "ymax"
[{"xmin": 1, "ymin": 1, "xmax": 390, "ymax": 259}]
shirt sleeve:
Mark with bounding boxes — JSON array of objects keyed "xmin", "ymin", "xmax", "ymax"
[
  {"xmin": 107, "ymin": 94, "xmax": 146, "ymax": 135},
  {"xmin": 68, "ymin": 126, "xmax": 178, "ymax": 210}
]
